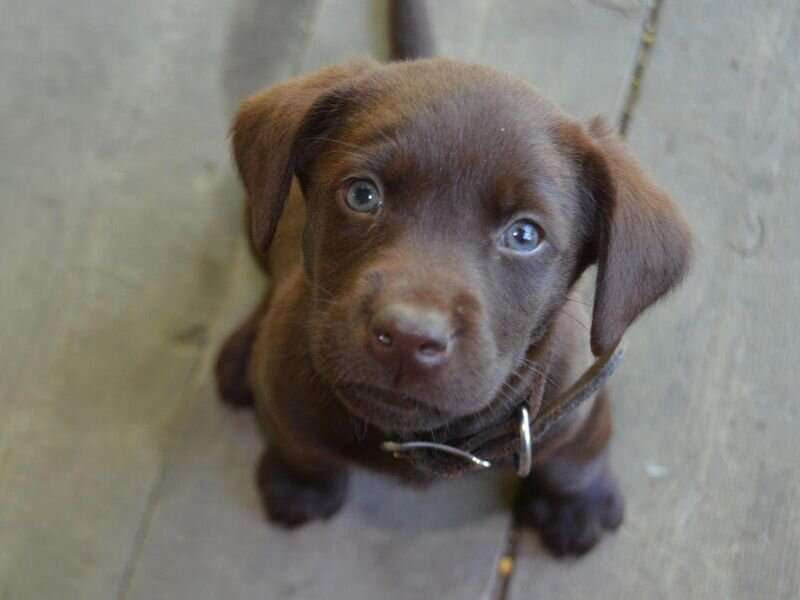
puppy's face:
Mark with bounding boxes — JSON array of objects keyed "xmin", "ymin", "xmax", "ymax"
[
  {"xmin": 233, "ymin": 60, "xmax": 692, "ymax": 435},
  {"xmin": 298, "ymin": 70, "xmax": 590, "ymax": 432}
]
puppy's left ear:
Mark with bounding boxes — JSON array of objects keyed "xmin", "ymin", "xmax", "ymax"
[
  {"xmin": 562, "ymin": 118, "xmax": 693, "ymax": 356},
  {"xmin": 231, "ymin": 60, "xmax": 376, "ymax": 257}
]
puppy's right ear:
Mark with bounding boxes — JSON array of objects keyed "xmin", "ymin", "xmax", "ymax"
[
  {"xmin": 231, "ymin": 60, "xmax": 375, "ymax": 256},
  {"xmin": 560, "ymin": 118, "xmax": 693, "ymax": 357}
]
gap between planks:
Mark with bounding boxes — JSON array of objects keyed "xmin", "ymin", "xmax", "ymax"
[{"xmin": 490, "ymin": 1, "xmax": 666, "ymax": 598}]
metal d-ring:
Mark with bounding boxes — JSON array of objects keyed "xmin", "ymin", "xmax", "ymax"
[{"xmin": 516, "ymin": 406, "xmax": 532, "ymax": 477}]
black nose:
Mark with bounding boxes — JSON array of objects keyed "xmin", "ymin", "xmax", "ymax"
[{"xmin": 369, "ymin": 303, "xmax": 452, "ymax": 373}]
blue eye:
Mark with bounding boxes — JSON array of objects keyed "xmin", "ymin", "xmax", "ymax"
[
  {"xmin": 345, "ymin": 179, "xmax": 381, "ymax": 213},
  {"xmin": 501, "ymin": 218, "xmax": 543, "ymax": 253}
]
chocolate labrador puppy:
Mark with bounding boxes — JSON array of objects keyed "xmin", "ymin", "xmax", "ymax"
[{"xmin": 216, "ymin": 0, "xmax": 691, "ymax": 557}]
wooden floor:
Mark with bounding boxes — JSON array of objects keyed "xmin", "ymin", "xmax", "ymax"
[{"xmin": 1, "ymin": 1, "xmax": 798, "ymax": 598}]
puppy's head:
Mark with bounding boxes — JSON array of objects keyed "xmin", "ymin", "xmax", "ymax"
[{"xmin": 233, "ymin": 59, "xmax": 691, "ymax": 434}]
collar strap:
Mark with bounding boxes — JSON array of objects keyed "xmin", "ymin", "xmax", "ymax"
[{"xmin": 381, "ymin": 343, "xmax": 625, "ymax": 478}]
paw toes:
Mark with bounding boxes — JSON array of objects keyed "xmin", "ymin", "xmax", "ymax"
[
  {"xmin": 569, "ymin": 518, "xmax": 603, "ymax": 556},
  {"xmin": 600, "ymin": 487, "xmax": 625, "ymax": 530},
  {"xmin": 256, "ymin": 452, "xmax": 348, "ymax": 528},
  {"xmin": 538, "ymin": 504, "xmax": 599, "ymax": 557},
  {"xmin": 516, "ymin": 474, "xmax": 624, "ymax": 558}
]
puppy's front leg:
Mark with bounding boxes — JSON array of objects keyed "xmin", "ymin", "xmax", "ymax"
[
  {"xmin": 516, "ymin": 391, "xmax": 624, "ymax": 557},
  {"xmin": 215, "ymin": 295, "xmax": 272, "ymax": 409},
  {"xmin": 257, "ymin": 442, "xmax": 350, "ymax": 529}
]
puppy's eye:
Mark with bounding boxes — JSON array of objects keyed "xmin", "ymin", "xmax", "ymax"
[
  {"xmin": 501, "ymin": 218, "xmax": 543, "ymax": 253},
  {"xmin": 345, "ymin": 179, "xmax": 382, "ymax": 214}
]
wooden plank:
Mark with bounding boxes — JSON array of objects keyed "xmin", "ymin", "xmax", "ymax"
[
  {"xmin": 121, "ymin": 2, "xmax": 648, "ymax": 599},
  {"xmin": 509, "ymin": 1, "xmax": 800, "ymax": 598},
  {"xmin": 0, "ymin": 1, "xmax": 317, "ymax": 599},
  {"xmin": 475, "ymin": 0, "xmax": 647, "ymax": 118}
]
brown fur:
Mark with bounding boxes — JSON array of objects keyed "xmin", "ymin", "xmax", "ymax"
[{"xmin": 216, "ymin": 57, "xmax": 692, "ymax": 556}]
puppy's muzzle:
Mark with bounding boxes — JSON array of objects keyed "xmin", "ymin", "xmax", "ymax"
[{"xmin": 368, "ymin": 303, "xmax": 453, "ymax": 375}]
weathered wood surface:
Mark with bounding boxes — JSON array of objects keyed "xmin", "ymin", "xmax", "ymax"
[
  {"xmin": 509, "ymin": 1, "xmax": 800, "ymax": 598},
  {"xmin": 8, "ymin": 1, "xmax": 796, "ymax": 599},
  {"xmin": 0, "ymin": 0, "xmax": 310, "ymax": 598}
]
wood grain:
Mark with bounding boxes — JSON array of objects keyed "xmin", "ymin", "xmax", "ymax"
[{"xmin": 6, "ymin": 1, "xmax": 765, "ymax": 598}]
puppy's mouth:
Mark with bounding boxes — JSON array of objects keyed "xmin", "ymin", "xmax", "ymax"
[{"xmin": 333, "ymin": 383, "xmax": 454, "ymax": 433}]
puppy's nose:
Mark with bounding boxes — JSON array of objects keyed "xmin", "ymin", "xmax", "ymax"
[{"xmin": 369, "ymin": 303, "xmax": 452, "ymax": 373}]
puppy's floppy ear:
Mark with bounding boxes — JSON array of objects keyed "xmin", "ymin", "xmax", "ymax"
[
  {"xmin": 564, "ymin": 118, "xmax": 693, "ymax": 356},
  {"xmin": 231, "ymin": 60, "xmax": 375, "ymax": 256}
]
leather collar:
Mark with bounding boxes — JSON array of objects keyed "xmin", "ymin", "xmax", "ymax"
[{"xmin": 381, "ymin": 342, "xmax": 625, "ymax": 478}]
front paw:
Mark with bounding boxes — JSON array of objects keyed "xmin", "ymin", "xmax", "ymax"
[
  {"xmin": 516, "ymin": 471, "xmax": 624, "ymax": 557},
  {"xmin": 256, "ymin": 449, "xmax": 349, "ymax": 528}
]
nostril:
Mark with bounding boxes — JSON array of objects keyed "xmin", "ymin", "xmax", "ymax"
[
  {"xmin": 375, "ymin": 330, "xmax": 393, "ymax": 346},
  {"xmin": 418, "ymin": 340, "xmax": 447, "ymax": 357}
]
